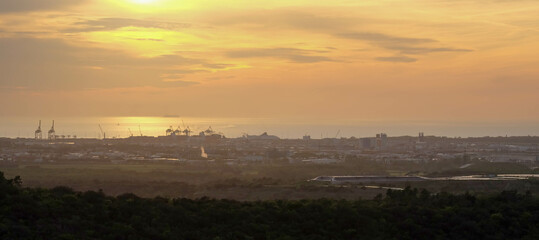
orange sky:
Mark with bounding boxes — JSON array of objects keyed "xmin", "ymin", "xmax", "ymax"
[{"xmin": 0, "ymin": 0, "xmax": 538, "ymax": 123}]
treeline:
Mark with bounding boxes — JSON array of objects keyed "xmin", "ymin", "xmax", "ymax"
[{"xmin": 1, "ymin": 172, "xmax": 538, "ymax": 240}]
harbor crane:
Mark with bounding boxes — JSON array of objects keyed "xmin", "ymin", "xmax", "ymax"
[
  {"xmin": 180, "ymin": 120, "xmax": 192, "ymax": 136},
  {"xmin": 98, "ymin": 124, "xmax": 106, "ymax": 139},
  {"xmin": 173, "ymin": 126, "xmax": 181, "ymax": 136},
  {"xmin": 128, "ymin": 128, "xmax": 133, "ymax": 137},
  {"xmin": 204, "ymin": 126, "xmax": 215, "ymax": 135},
  {"xmin": 183, "ymin": 126, "xmax": 192, "ymax": 136},
  {"xmin": 335, "ymin": 129, "xmax": 341, "ymax": 139},
  {"xmin": 138, "ymin": 125, "xmax": 143, "ymax": 136},
  {"xmin": 47, "ymin": 120, "xmax": 56, "ymax": 140},
  {"xmin": 166, "ymin": 126, "xmax": 174, "ymax": 136},
  {"xmin": 34, "ymin": 120, "xmax": 42, "ymax": 140}
]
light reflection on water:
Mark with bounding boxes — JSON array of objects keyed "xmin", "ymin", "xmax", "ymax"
[
  {"xmin": 0, "ymin": 116, "xmax": 254, "ymax": 139},
  {"xmin": 0, "ymin": 116, "xmax": 537, "ymax": 139}
]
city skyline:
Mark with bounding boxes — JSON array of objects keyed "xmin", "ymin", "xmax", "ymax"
[{"xmin": 1, "ymin": 116, "xmax": 537, "ymax": 139}]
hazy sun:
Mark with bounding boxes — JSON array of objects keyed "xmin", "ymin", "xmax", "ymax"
[{"xmin": 131, "ymin": 0, "xmax": 156, "ymax": 4}]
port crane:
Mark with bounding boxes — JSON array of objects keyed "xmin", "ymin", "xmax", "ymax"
[
  {"xmin": 173, "ymin": 126, "xmax": 181, "ymax": 136},
  {"xmin": 47, "ymin": 120, "xmax": 56, "ymax": 140},
  {"xmin": 98, "ymin": 124, "xmax": 106, "ymax": 139},
  {"xmin": 204, "ymin": 126, "xmax": 215, "ymax": 135},
  {"xmin": 183, "ymin": 126, "xmax": 192, "ymax": 136},
  {"xmin": 166, "ymin": 126, "xmax": 174, "ymax": 136},
  {"xmin": 128, "ymin": 128, "xmax": 133, "ymax": 137},
  {"xmin": 34, "ymin": 120, "xmax": 42, "ymax": 140},
  {"xmin": 181, "ymin": 120, "xmax": 191, "ymax": 136}
]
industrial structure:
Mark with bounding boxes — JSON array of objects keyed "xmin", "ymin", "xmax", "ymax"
[
  {"xmin": 98, "ymin": 124, "xmax": 105, "ymax": 140},
  {"xmin": 47, "ymin": 120, "xmax": 56, "ymax": 140},
  {"xmin": 34, "ymin": 120, "xmax": 42, "ymax": 140}
]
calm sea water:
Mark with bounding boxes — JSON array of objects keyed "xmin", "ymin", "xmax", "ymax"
[{"xmin": 0, "ymin": 116, "xmax": 537, "ymax": 139}]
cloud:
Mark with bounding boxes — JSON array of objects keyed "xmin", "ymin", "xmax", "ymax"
[
  {"xmin": 338, "ymin": 32, "xmax": 436, "ymax": 45},
  {"xmin": 211, "ymin": 9, "xmax": 471, "ymax": 59},
  {"xmin": 338, "ymin": 31, "xmax": 472, "ymax": 57},
  {"xmin": 0, "ymin": 38, "xmax": 217, "ymax": 90},
  {"xmin": 201, "ymin": 63, "xmax": 235, "ymax": 69},
  {"xmin": 386, "ymin": 46, "xmax": 473, "ymax": 55},
  {"xmin": 225, "ymin": 48, "xmax": 333, "ymax": 63},
  {"xmin": 131, "ymin": 38, "xmax": 164, "ymax": 42},
  {"xmin": 206, "ymin": 75, "xmax": 235, "ymax": 81},
  {"xmin": 375, "ymin": 56, "xmax": 418, "ymax": 63},
  {"xmin": 0, "ymin": 0, "xmax": 87, "ymax": 13},
  {"xmin": 210, "ymin": 9, "xmax": 472, "ymax": 62},
  {"xmin": 165, "ymin": 69, "xmax": 210, "ymax": 75},
  {"xmin": 64, "ymin": 18, "xmax": 191, "ymax": 32},
  {"xmin": 208, "ymin": 9, "xmax": 354, "ymax": 33}
]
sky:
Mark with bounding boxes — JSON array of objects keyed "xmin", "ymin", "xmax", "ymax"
[{"xmin": 0, "ymin": 0, "xmax": 538, "ymax": 126}]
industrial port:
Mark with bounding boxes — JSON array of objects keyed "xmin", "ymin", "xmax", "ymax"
[
  {"xmin": 0, "ymin": 120, "xmax": 537, "ymax": 200},
  {"xmin": 1, "ymin": 120, "xmax": 536, "ymax": 165}
]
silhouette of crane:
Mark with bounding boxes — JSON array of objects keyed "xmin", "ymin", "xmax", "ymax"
[
  {"xmin": 98, "ymin": 124, "xmax": 105, "ymax": 139},
  {"xmin": 183, "ymin": 126, "xmax": 192, "ymax": 136},
  {"xmin": 138, "ymin": 125, "xmax": 143, "ymax": 136},
  {"xmin": 180, "ymin": 120, "xmax": 192, "ymax": 136},
  {"xmin": 204, "ymin": 126, "xmax": 215, "ymax": 135},
  {"xmin": 47, "ymin": 120, "xmax": 56, "ymax": 140},
  {"xmin": 166, "ymin": 126, "xmax": 173, "ymax": 136},
  {"xmin": 35, "ymin": 120, "xmax": 42, "ymax": 140},
  {"xmin": 128, "ymin": 128, "xmax": 133, "ymax": 137},
  {"xmin": 334, "ymin": 129, "xmax": 341, "ymax": 139},
  {"xmin": 173, "ymin": 126, "xmax": 181, "ymax": 136}
]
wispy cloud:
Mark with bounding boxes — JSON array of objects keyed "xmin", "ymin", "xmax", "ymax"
[
  {"xmin": 0, "ymin": 0, "xmax": 88, "ymax": 13},
  {"xmin": 210, "ymin": 9, "xmax": 471, "ymax": 62},
  {"xmin": 386, "ymin": 46, "xmax": 473, "ymax": 55},
  {"xmin": 64, "ymin": 18, "xmax": 191, "ymax": 32},
  {"xmin": 225, "ymin": 48, "xmax": 333, "ymax": 63},
  {"xmin": 0, "ymin": 38, "xmax": 216, "ymax": 90},
  {"xmin": 338, "ymin": 32, "xmax": 436, "ymax": 45},
  {"xmin": 338, "ymin": 31, "xmax": 472, "ymax": 61},
  {"xmin": 375, "ymin": 56, "xmax": 418, "ymax": 63},
  {"xmin": 208, "ymin": 9, "xmax": 353, "ymax": 33}
]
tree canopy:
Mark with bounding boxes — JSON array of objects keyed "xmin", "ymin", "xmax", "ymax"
[{"xmin": 1, "ymin": 172, "xmax": 538, "ymax": 240}]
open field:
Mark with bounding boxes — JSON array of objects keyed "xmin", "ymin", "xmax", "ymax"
[{"xmin": 2, "ymin": 161, "xmax": 539, "ymax": 200}]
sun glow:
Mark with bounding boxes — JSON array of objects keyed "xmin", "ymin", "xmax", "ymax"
[
  {"xmin": 82, "ymin": 26, "xmax": 201, "ymax": 57},
  {"xmin": 131, "ymin": 0, "xmax": 157, "ymax": 4}
]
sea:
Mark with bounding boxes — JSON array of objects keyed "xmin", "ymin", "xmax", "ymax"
[{"xmin": 0, "ymin": 116, "xmax": 537, "ymax": 139}]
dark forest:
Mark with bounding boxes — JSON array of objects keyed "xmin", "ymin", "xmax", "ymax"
[{"xmin": 1, "ymin": 172, "xmax": 538, "ymax": 240}]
